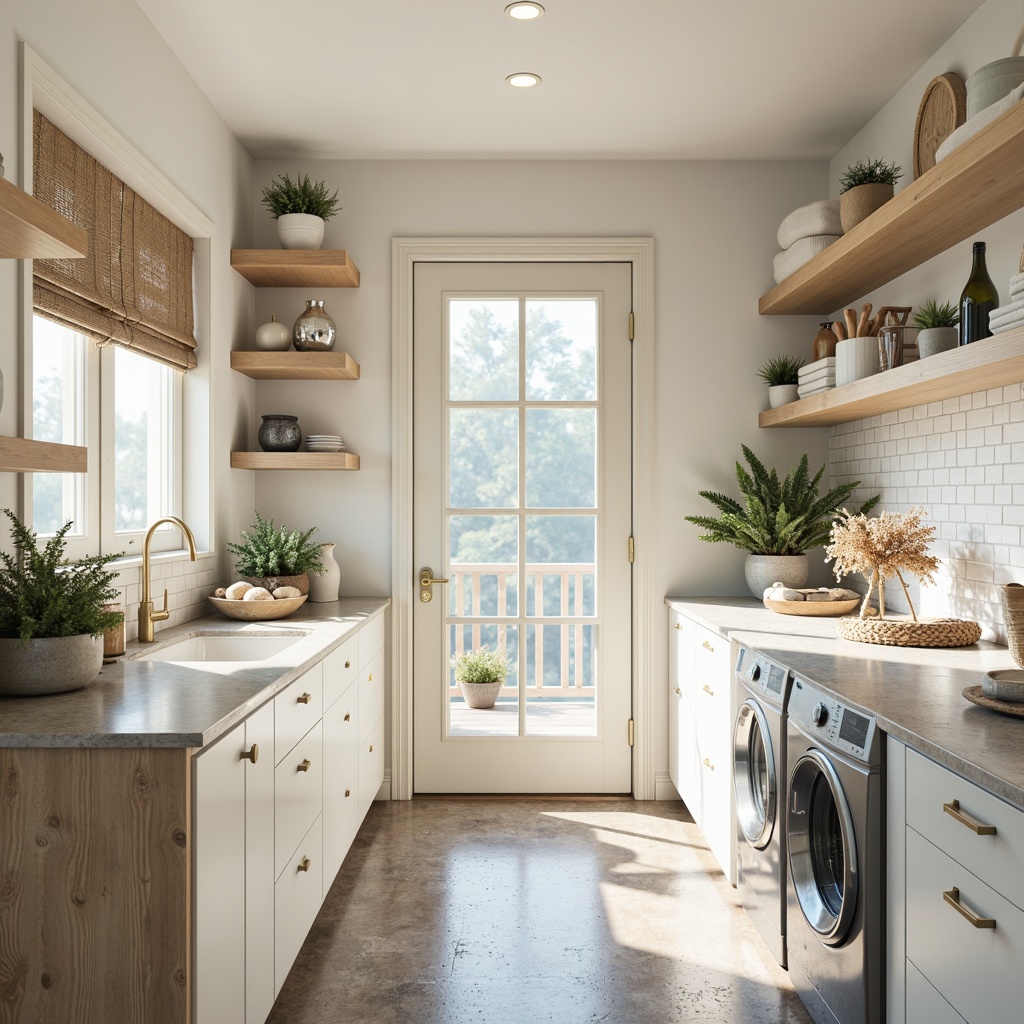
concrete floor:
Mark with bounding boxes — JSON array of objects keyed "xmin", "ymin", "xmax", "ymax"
[{"xmin": 267, "ymin": 799, "xmax": 812, "ymax": 1024}]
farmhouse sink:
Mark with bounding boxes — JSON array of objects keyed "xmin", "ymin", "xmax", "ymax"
[{"xmin": 135, "ymin": 633, "xmax": 307, "ymax": 664}]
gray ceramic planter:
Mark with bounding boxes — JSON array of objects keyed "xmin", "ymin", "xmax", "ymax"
[
  {"xmin": 744, "ymin": 553, "xmax": 809, "ymax": 599},
  {"xmin": 0, "ymin": 633, "xmax": 104, "ymax": 695},
  {"xmin": 458, "ymin": 680, "xmax": 503, "ymax": 709}
]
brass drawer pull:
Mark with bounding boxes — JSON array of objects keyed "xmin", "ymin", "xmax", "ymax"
[
  {"xmin": 943, "ymin": 887, "xmax": 996, "ymax": 929},
  {"xmin": 673, "ymin": 622, "xmax": 681, "ymax": 630},
  {"xmin": 368, "ymin": 672, "xmax": 374, "ymax": 682},
  {"xmin": 943, "ymin": 799, "xmax": 996, "ymax": 836},
  {"xmin": 701, "ymin": 639, "xmax": 714, "ymax": 652},
  {"xmin": 369, "ymin": 744, "xmax": 374, "ymax": 753},
  {"xmin": 345, "ymin": 660, "xmax": 351, "ymax": 668},
  {"xmin": 344, "ymin": 712, "xmax": 351, "ymax": 722},
  {"xmin": 297, "ymin": 759, "xmax": 312, "ymax": 772},
  {"xmin": 702, "ymin": 683, "xmax": 714, "ymax": 697},
  {"xmin": 673, "ymin": 687, "xmax": 681, "ymax": 696},
  {"xmin": 297, "ymin": 692, "xmax": 312, "ymax": 705},
  {"xmin": 345, "ymin": 788, "xmax": 351, "ymax": 797},
  {"xmin": 298, "ymin": 857, "xmax": 311, "ymax": 873},
  {"xmin": 240, "ymin": 743, "xmax": 259, "ymax": 764},
  {"xmin": 702, "ymin": 757, "xmax": 714, "ymax": 771}
]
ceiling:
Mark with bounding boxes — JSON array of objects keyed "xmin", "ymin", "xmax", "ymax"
[{"xmin": 135, "ymin": 0, "xmax": 986, "ymax": 161}]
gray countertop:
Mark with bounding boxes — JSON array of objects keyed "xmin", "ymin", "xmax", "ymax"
[
  {"xmin": 0, "ymin": 598, "xmax": 389, "ymax": 750},
  {"xmin": 667, "ymin": 597, "xmax": 1024, "ymax": 810}
]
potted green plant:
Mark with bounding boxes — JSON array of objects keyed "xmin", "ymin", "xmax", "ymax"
[
  {"xmin": 260, "ymin": 172, "xmax": 341, "ymax": 250},
  {"xmin": 913, "ymin": 300, "xmax": 960, "ymax": 358},
  {"xmin": 451, "ymin": 645, "xmax": 512, "ymax": 710},
  {"xmin": 839, "ymin": 157, "xmax": 903, "ymax": 232},
  {"xmin": 226, "ymin": 511, "xmax": 324, "ymax": 595},
  {"xmin": 684, "ymin": 445, "xmax": 879, "ymax": 597},
  {"xmin": 757, "ymin": 354, "xmax": 805, "ymax": 409},
  {"xmin": 0, "ymin": 509, "xmax": 123, "ymax": 695}
]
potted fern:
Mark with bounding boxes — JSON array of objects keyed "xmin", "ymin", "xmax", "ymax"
[
  {"xmin": 684, "ymin": 445, "xmax": 879, "ymax": 597},
  {"xmin": 839, "ymin": 157, "xmax": 903, "ymax": 232},
  {"xmin": 260, "ymin": 172, "xmax": 341, "ymax": 250},
  {"xmin": 451, "ymin": 646, "xmax": 511, "ymax": 710},
  {"xmin": 757, "ymin": 354, "xmax": 805, "ymax": 409},
  {"xmin": 226, "ymin": 511, "xmax": 324, "ymax": 595},
  {"xmin": 0, "ymin": 509, "xmax": 123, "ymax": 695},
  {"xmin": 913, "ymin": 300, "xmax": 960, "ymax": 358}
]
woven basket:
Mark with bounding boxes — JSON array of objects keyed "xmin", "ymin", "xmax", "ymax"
[
  {"xmin": 1000, "ymin": 583, "xmax": 1024, "ymax": 668},
  {"xmin": 838, "ymin": 616, "xmax": 982, "ymax": 648}
]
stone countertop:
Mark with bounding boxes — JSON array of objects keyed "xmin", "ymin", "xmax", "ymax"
[
  {"xmin": 666, "ymin": 597, "xmax": 1024, "ymax": 811},
  {"xmin": 0, "ymin": 598, "xmax": 390, "ymax": 750}
]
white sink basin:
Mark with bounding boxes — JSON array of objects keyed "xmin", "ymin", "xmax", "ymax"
[{"xmin": 136, "ymin": 634, "xmax": 306, "ymax": 663}]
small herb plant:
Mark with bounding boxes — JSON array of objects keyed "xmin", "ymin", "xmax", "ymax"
[
  {"xmin": 0, "ymin": 509, "xmax": 122, "ymax": 641},
  {"xmin": 839, "ymin": 158, "xmax": 904, "ymax": 194},
  {"xmin": 451, "ymin": 646, "xmax": 512, "ymax": 684},
  {"xmin": 913, "ymin": 300, "xmax": 960, "ymax": 329},
  {"xmin": 757, "ymin": 354, "xmax": 805, "ymax": 387},
  {"xmin": 260, "ymin": 173, "xmax": 341, "ymax": 220},
  {"xmin": 226, "ymin": 511, "xmax": 324, "ymax": 578}
]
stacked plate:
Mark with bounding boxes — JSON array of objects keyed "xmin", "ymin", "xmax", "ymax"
[{"xmin": 305, "ymin": 434, "xmax": 346, "ymax": 452}]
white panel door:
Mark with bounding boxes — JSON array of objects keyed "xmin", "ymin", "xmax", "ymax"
[{"xmin": 413, "ymin": 262, "xmax": 633, "ymax": 793}]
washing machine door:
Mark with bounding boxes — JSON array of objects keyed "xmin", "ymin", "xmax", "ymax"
[
  {"xmin": 733, "ymin": 699, "xmax": 777, "ymax": 849},
  {"xmin": 788, "ymin": 749, "xmax": 858, "ymax": 946}
]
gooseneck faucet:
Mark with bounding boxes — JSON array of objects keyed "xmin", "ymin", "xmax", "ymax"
[{"xmin": 138, "ymin": 516, "xmax": 197, "ymax": 643}]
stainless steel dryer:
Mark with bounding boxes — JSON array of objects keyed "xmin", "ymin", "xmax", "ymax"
[
  {"xmin": 786, "ymin": 675, "xmax": 884, "ymax": 1024},
  {"xmin": 733, "ymin": 646, "xmax": 792, "ymax": 968}
]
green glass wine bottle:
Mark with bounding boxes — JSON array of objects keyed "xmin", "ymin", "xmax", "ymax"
[{"xmin": 959, "ymin": 241, "xmax": 999, "ymax": 345}]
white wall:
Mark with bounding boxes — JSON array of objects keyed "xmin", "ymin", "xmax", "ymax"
[{"xmin": 827, "ymin": 0, "xmax": 1024, "ymax": 638}]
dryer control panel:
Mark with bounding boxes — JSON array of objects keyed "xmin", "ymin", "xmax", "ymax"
[
  {"xmin": 788, "ymin": 676, "xmax": 880, "ymax": 766},
  {"xmin": 735, "ymin": 646, "xmax": 791, "ymax": 711}
]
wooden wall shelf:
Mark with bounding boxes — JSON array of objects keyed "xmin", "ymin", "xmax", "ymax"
[
  {"xmin": 230, "ymin": 250, "xmax": 360, "ymax": 288},
  {"xmin": 759, "ymin": 328, "xmax": 1024, "ymax": 427},
  {"xmin": 0, "ymin": 175, "xmax": 87, "ymax": 259},
  {"xmin": 230, "ymin": 452, "xmax": 360, "ymax": 471},
  {"xmin": 0, "ymin": 436, "xmax": 88, "ymax": 473},
  {"xmin": 230, "ymin": 351, "xmax": 360, "ymax": 380},
  {"xmin": 759, "ymin": 100, "xmax": 1024, "ymax": 315}
]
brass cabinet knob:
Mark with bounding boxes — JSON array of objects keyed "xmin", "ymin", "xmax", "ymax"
[
  {"xmin": 345, "ymin": 660, "xmax": 351, "ymax": 668},
  {"xmin": 297, "ymin": 758, "xmax": 312, "ymax": 772},
  {"xmin": 702, "ymin": 757, "xmax": 714, "ymax": 771},
  {"xmin": 702, "ymin": 683, "xmax": 715, "ymax": 697},
  {"xmin": 345, "ymin": 788, "xmax": 351, "ymax": 797},
  {"xmin": 369, "ymin": 744, "xmax": 374, "ymax": 753},
  {"xmin": 673, "ymin": 687, "xmax": 681, "ymax": 696},
  {"xmin": 702, "ymin": 639, "xmax": 714, "ymax": 652},
  {"xmin": 368, "ymin": 672, "xmax": 374, "ymax": 682},
  {"xmin": 344, "ymin": 712, "xmax": 351, "ymax": 722},
  {"xmin": 673, "ymin": 622, "xmax": 681, "ymax": 630},
  {"xmin": 297, "ymin": 692, "xmax": 312, "ymax": 705},
  {"xmin": 298, "ymin": 857, "xmax": 311, "ymax": 873},
  {"xmin": 240, "ymin": 743, "xmax": 259, "ymax": 764}
]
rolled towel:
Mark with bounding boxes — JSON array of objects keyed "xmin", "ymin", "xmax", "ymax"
[
  {"xmin": 990, "ymin": 313, "xmax": 1024, "ymax": 333},
  {"xmin": 777, "ymin": 200, "xmax": 842, "ymax": 250},
  {"xmin": 1010, "ymin": 271, "xmax": 1024, "ymax": 298},
  {"xmin": 936, "ymin": 82, "xmax": 1024, "ymax": 163},
  {"xmin": 773, "ymin": 234, "xmax": 842, "ymax": 284}
]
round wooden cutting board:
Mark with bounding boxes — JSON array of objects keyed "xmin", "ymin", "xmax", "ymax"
[{"xmin": 914, "ymin": 72, "xmax": 967, "ymax": 179}]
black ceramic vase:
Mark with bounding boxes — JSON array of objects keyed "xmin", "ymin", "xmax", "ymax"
[{"xmin": 258, "ymin": 414, "xmax": 302, "ymax": 452}]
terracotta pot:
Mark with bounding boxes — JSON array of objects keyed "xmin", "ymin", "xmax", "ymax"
[
  {"xmin": 840, "ymin": 183, "xmax": 894, "ymax": 232},
  {"xmin": 239, "ymin": 572, "xmax": 309, "ymax": 596},
  {"xmin": 0, "ymin": 634, "xmax": 104, "ymax": 695},
  {"xmin": 458, "ymin": 680, "xmax": 503, "ymax": 709}
]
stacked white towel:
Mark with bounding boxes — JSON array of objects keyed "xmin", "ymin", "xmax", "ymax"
[
  {"xmin": 772, "ymin": 200, "xmax": 842, "ymax": 284},
  {"xmin": 797, "ymin": 356, "xmax": 836, "ymax": 398},
  {"xmin": 989, "ymin": 272, "xmax": 1024, "ymax": 334},
  {"xmin": 936, "ymin": 83, "xmax": 1024, "ymax": 163}
]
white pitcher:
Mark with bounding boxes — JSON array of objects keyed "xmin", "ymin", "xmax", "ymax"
[{"xmin": 309, "ymin": 543, "xmax": 341, "ymax": 602}]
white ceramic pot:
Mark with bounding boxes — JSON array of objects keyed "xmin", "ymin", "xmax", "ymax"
[
  {"xmin": 835, "ymin": 336, "xmax": 880, "ymax": 387},
  {"xmin": 0, "ymin": 633, "xmax": 104, "ymax": 695},
  {"xmin": 254, "ymin": 314, "xmax": 292, "ymax": 351},
  {"xmin": 458, "ymin": 680, "xmax": 503, "ymax": 709},
  {"xmin": 308, "ymin": 543, "xmax": 341, "ymax": 602},
  {"xmin": 917, "ymin": 326, "xmax": 958, "ymax": 358},
  {"xmin": 744, "ymin": 553, "xmax": 809, "ymax": 599},
  {"xmin": 277, "ymin": 213, "xmax": 325, "ymax": 250},
  {"xmin": 768, "ymin": 384, "xmax": 799, "ymax": 408}
]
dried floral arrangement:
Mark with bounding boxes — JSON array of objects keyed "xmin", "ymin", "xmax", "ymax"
[{"xmin": 825, "ymin": 506, "xmax": 939, "ymax": 620}]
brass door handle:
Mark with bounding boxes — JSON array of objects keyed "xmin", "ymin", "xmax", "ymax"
[
  {"xmin": 943, "ymin": 887, "xmax": 996, "ymax": 929},
  {"xmin": 240, "ymin": 743, "xmax": 259, "ymax": 764},
  {"xmin": 943, "ymin": 799, "xmax": 996, "ymax": 835},
  {"xmin": 702, "ymin": 757, "xmax": 714, "ymax": 771},
  {"xmin": 702, "ymin": 639, "xmax": 714, "ymax": 652},
  {"xmin": 297, "ymin": 692, "xmax": 312, "ymax": 705},
  {"xmin": 702, "ymin": 683, "xmax": 714, "ymax": 697},
  {"xmin": 419, "ymin": 566, "xmax": 449, "ymax": 602},
  {"xmin": 297, "ymin": 759, "xmax": 312, "ymax": 772},
  {"xmin": 298, "ymin": 857, "xmax": 311, "ymax": 873}
]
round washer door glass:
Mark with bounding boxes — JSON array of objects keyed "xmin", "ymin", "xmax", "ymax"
[
  {"xmin": 788, "ymin": 750, "xmax": 857, "ymax": 945},
  {"xmin": 733, "ymin": 700, "xmax": 776, "ymax": 849}
]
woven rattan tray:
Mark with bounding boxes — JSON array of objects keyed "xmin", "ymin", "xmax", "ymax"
[
  {"xmin": 764, "ymin": 598, "xmax": 860, "ymax": 617},
  {"xmin": 963, "ymin": 685, "xmax": 1024, "ymax": 718},
  {"xmin": 838, "ymin": 616, "xmax": 982, "ymax": 647}
]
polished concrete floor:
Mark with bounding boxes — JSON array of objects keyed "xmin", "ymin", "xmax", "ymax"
[{"xmin": 267, "ymin": 799, "xmax": 812, "ymax": 1024}]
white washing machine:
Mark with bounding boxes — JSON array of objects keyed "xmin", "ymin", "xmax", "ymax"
[
  {"xmin": 786, "ymin": 675, "xmax": 885, "ymax": 1024},
  {"xmin": 733, "ymin": 645, "xmax": 793, "ymax": 968}
]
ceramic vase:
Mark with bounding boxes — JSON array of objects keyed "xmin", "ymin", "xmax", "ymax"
[
  {"xmin": 0, "ymin": 634, "xmax": 103, "ymax": 695},
  {"xmin": 293, "ymin": 299, "xmax": 337, "ymax": 351},
  {"xmin": 744, "ymin": 553, "xmax": 809, "ymax": 599},
  {"xmin": 836, "ymin": 336, "xmax": 880, "ymax": 386},
  {"xmin": 258, "ymin": 414, "xmax": 302, "ymax": 452},
  {"xmin": 254, "ymin": 314, "xmax": 292, "ymax": 351},
  {"xmin": 812, "ymin": 322, "xmax": 837, "ymax": 361},
  {"xmin": 309, "ymin": 543, "xmax": 341, "ymax": 602},
  {"xmin": 839, "ymin": 183, "xmax": 894, "ymax": 233},
  {"xmin": 277, "ymin": 213, "xmax": 325, "ymax": 250}
]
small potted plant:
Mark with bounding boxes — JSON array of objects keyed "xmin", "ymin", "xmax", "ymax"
[
  {"xmin": 684, "ymin": 445, "xmax": 879, "ymax": 597},
  {"xmin": 226, "ymin": 511, "xmax": 324, "ymax": 595},
  {"xmin": 451, "ymin": 645, "xmax": 511, "ymax": 710},
  {"xmin": 757, "ymin": 354, "xmax": 805, "ymax": 408},
  {"xmin": 0, "ymin": 509, "xmax": 123, "ymax": 695},
  {"xmin": 260, "ymin": 172, "xmax": 341, "ymax": 250},
  {"xmin": 839, "ymin": 157, "xmax": 903, "ymax": 232},
  {"xmin": 913, "ymin": 300, "xmax": 960, "ymax": 358}
]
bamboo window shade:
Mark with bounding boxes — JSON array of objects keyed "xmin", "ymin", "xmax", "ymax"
[{"xmin": 31, "ymin": 111, "xmax": 197, "ymax": 372}]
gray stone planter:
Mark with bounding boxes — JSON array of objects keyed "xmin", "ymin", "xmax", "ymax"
[
  {"xmin": 744, "ymin": 554, "xmax": 809, "ymax": 599},
  {"xmin": 0, "ymin": 633, "xmax": 104, "ymax": 695},
  {"xmin": 458, "ymin": 680, "xmax": 503, "ymax": 709},
  {"xmin": 917, "ymin": 326, "xmax": 958, "ymax": 358}
]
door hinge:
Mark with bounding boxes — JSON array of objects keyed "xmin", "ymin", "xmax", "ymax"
[
  {"xmin": 628, "ymin": 719, "xmax": 635, "ymax": 747},
  {"xmin": 627, "ymin": 312, "xmax": 635, "ymax": 341},
  {"xmin": 628, "ymin": 536, "xmax": 635, "ymax": 563}
]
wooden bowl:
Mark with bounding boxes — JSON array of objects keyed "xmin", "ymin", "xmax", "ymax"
[
  {"xmin": 207, "ymin": 594, "xmax": 308, "ymax": 621},
  {"xmin": 764, "ymin": 597, "xmax": 860, "ymax": 617}
]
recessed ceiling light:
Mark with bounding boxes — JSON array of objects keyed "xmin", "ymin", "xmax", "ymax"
[
  {"xmin": 505, "ymin": 2, "xmax": 545, "ymax": 20},
  {"xmin": 506, "ymin": 72, "xmax": 542, "ymax": 88}
]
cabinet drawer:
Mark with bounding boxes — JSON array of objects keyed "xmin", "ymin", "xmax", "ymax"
[
  {"xmin": 359, "ymin": 613, "xmax": 385, "ymax": 668},
  {"xmin": 275, "ymin": 720, "xmax": 323, "ymax": 878},
  {"xmin": 695, "ymin": 729, "xmax": 733, "ymax": 881},
  {"xmin": 359, "ymin": 715, "xmax": 385, "ymax": 818},
  {"xmin": 274, "ymin": 814, "xmax": 323, "ymax": 997},
  {"xmin": 906, "ymin": 961, "xmax": 966, "ymax": 1024},
  {"xmin": 322, "ymin": 753, "xmax": 359, "ymax": 899},
  {"xmin": 694, "ymin": 664, "xmax": 731, "ymax": 747},
  {"xmin": 322, "ymin": 635, "xmax": 358, "ymax": 710},
  {"xmin": 323, "ymin": 687, "xmax": 359, "ymax": 778},
  {"xmin": 358, "ymin": 649, "xmax": 385, "ymax": 745},
  {"xmin": 694, "ymin": 623, "xmax": 729, "ymax": 678},
  {"xmin": 907, "ymin": 748, "xmax": 1024, "ymax": 908},
  {"xmin": 274, "ymin": 664, "xmax": 323, "ymax": 766},
  {"xmin": 906, "ymin": 827, "xmax": 1024, "ymax": 1023}
]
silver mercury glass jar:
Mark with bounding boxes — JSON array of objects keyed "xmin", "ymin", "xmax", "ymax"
[{"xmin": 293, "ymin": 299, "xmax": 337, "ymax": 351}]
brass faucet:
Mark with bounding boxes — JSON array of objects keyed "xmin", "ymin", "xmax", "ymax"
[{"xmin": 138, "ymin": 516, "xmax": 197, "ymax": 643}]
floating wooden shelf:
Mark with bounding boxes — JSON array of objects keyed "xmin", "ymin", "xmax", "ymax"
[
  {"xmin": 0, "ymin": 436, "xmax": 88, "ymax": 473},
  {"xmin": 230, "ymin": 249, "xmax": 360, "ymax": 288},
  {"xmin": 759, "ymin": 328, "xmax": 1024, "ymax": 427},
  {"xmin": 230, "ymin": 351, "xmax": 360, "ymax": 380},
  {"xmin": 230, "ymin": 451, "xmax": 360, "ymax": 471},
  {"xmin": 0, "ymin": 175, "xmax": 87, "ymax": 259},
  {"xmin": 759, "ymin": 100, "xmax": 1024, "ymax": 315}
]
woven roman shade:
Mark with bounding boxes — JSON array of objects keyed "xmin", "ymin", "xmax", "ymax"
[{"xmin": 32, "ymin": 111, "xmax": 197, "ymax": 371}]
